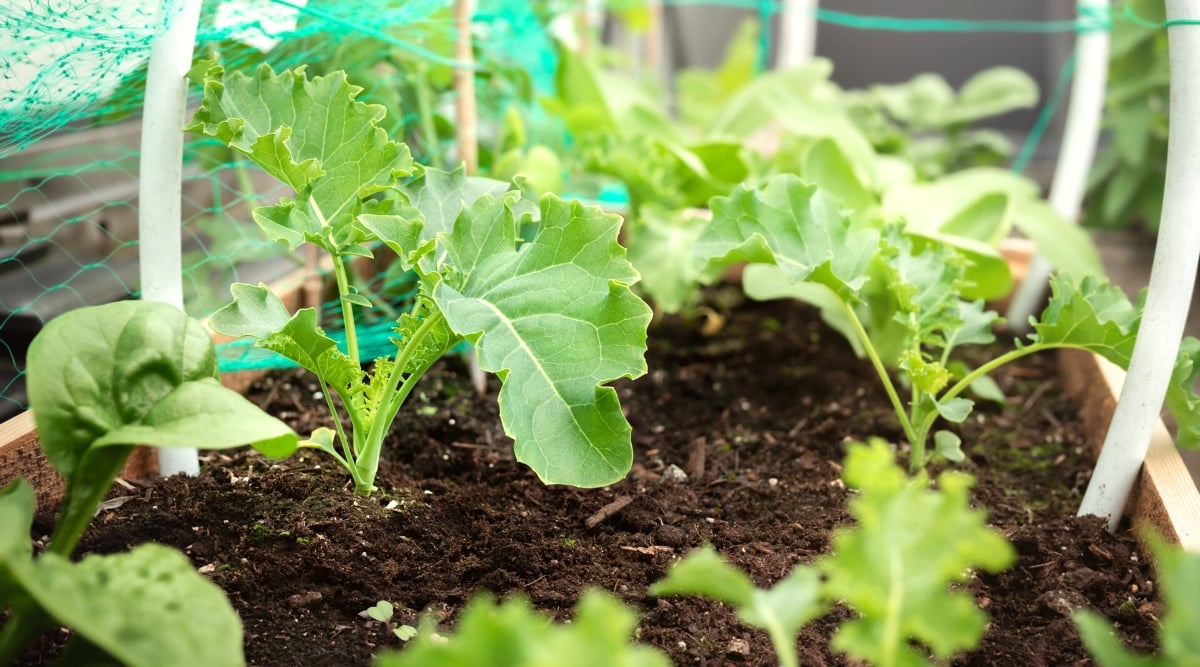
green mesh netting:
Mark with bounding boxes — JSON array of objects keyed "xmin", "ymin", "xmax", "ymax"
[{"xmin": 0, "ymin": 0, "xmax": 567, "ymax": 419}]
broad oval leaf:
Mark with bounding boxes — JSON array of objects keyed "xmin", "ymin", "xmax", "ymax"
[
  {"xmin": 432, "ymin": 194, "xmax": 652, "ymax": 487},
  {"xmin": 27, "ymin": 300, "xmax": 296, "ymax": 479},
  {"xmin": 14, "ymin": 544, "xmax": 246, "ymax": 667}
]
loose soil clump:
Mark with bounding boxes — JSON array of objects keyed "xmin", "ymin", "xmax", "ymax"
[{"xmin": 20, "ymin": 296, "xmax": 1160, "ymax": 666}]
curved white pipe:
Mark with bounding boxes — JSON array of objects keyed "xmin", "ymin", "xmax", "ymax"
[
  {"xmin": 777, "ymin": 0, "xmax": 818, "ymax": 67},
  {"xmin": 1078, "ymin": 0, "xmax": 1200, "ymax": 531},
  {"xmin": 138, "ymin": 0, "xmax": 202, "ymax": 477},
  {"xmin": 1006, "ymin": 1, "xmax": 1109, "ymax": 330}
]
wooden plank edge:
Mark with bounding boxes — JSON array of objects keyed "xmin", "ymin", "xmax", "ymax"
[{"xmin": 1059, "ymin": 348, "xmax": 1200, "ymax": 553}]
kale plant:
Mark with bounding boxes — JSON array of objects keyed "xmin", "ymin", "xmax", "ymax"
[
  {"xmin": 696, "ymin": 174, "xmax": 1200, "ymax": 470},
  {"xmin": 186, "ymin": 63, "xmax": 652, "ymax": 495},
  {"xmin": 653, "ymin": 439, "xmax": 1015, "ymax": 667}
]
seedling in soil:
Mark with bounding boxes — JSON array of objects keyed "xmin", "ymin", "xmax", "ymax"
[
  {"xmin": 0, "ymin": 300, "xmax": 297, "ymax": 666},
  {"xmin": 696, "ymin": 174, "xmax": 1200, "ymax": 470},
  {"xmin": 652, "ymin": 439, "xmax": 1015, "ymax": 667},
  {"xmin": 361, "ymin": 601, "xmax": 417, "ymax": 643},
  {"xmin": 187, "ymin": 63, "xmax": 652, "ymax": 494}
]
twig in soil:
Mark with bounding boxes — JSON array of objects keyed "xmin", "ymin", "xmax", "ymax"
[
  {"xmin": 685, "ymin": 437, "xmax": 706, "ymax": 482},
  {"xmin": 1020, "ymin": 379, "xmax": 1054, "ymax": 412},
  {"xmin": 584, "ymin": 495, "xmax": 633, "ymax": 528}
]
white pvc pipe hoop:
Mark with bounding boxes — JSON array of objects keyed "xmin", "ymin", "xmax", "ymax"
[
  {"xmin": 1005, "ymin": 0, "xmax": 1109, "ymax": 330},
  {"xmin": 776, "ymin": 0, "xmax": 818, "ymax": 67},
  {"xmin": 1078, "ymin": 0, "xmax": 1200, "ymax": 531},
  {"xmin": 137, "ymin": 0, "xmax": 203, "ymax": 477}
]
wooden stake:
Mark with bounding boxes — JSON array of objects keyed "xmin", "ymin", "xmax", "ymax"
[
  {"xmin": 646, "ymin": 0, "xmax": 663, "ymax": 75},
  {"xmin": 454, "ymin": 0, "xmax": 486, "ymax": 395},
  {"xmin": 454, "ymin": 0, "xmax": 478, "ymax": 174}
]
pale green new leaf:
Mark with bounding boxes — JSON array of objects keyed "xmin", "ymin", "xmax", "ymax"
[
  {"xmin": 625, "ymin": 207, "xmax": 708, "ymax": 314},
  {"xmin": 698, "ymin": 175, "xmax": 879, "ymax": 300},
  {"xmin": 934, "ymin": 430, "xmax": 965, "ymax": 462},
  {"xmin": 803, "ymin": 137, "xmax": 876, "ymax": 213},
  {"xmin": 823, "ymin": 440, "xmax": 1014, "ymax": 665},
  {"xmin": 948, "ymin": 67, "xmax": 1039, "ymax": 126},
  {"xmin": 431, "ymin": 195, "xmax": 652, "ymax": 487},
  {"xmin": 650, "ymin": 544, "xmax": 755, "ymax": 607},
  {"xmin": 211, "ymin": 283, "xmax": 363, "ymax": 400},
  {"xmin": 185, "ymin": 63, "xmax": 415, "ymax": 239},
  {"xmin": 1010, "ymin": 197, "xmax": 1103, "ymax": 281},
  {"xmin": 651, "ymin": 544, "xmax": 824, "ymax": 663}
]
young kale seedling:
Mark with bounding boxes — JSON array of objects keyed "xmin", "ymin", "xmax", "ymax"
[
  {"xmin": 652, "ymin": 439, "xmax": 1015, "ymax": 667},
  {"xmin": 696, "ymin": 174, "xmax": 1200, "ymax": 471},
  {"xmin": 0, "ymin": 300, "xmax": 297, "ymax": 666},
  {"xmin": 361, "ymin": 601, "xmax": 417, "ymax": 643},
  {"xmin": 186, "ymin": 63, "xmax": 652, "ymax": 495}
]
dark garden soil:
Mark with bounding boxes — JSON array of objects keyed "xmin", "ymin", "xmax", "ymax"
[{"xmin": 19, "ymin": 291, "xmax": 1162, "ymax": 666}]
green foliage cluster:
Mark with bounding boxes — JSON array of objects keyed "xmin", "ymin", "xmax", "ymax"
[
  {"xmin": 1086, "ymin": 0, "xmax": 1169, "ymax": 230},
  {"xmin": 697, "ymin": 175, "xmax": 1200, "ymax": 469},
  {"xmin": 376, "ymin": 590, "xmax": 670, "ymax": 667},
  {"xmin": 544, "ymin": 20, "xmax": 1090, "ymax": 318}
]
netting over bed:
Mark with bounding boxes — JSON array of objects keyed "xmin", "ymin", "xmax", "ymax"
[{"xmin": 0, "ymin": 0, "xmax": 569, "ymax": 419}]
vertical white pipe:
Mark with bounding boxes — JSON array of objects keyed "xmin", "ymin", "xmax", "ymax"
[
  {"xmin": 138, "ymin": 0, "xmax": 203, "ymax": 477},
  {"xmin": 1078, "ymin": 0, "xmax": 1200, "ymax": 531},
  {"xmin": 776, "ymin": 0, "xmax": 818, "ymax": 68},
  {"xmin": 1006, "ymin": 1, "xmax": 1109, "ymax": 330}
]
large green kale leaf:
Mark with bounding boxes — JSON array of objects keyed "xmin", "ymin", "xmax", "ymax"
[{"xmin": 432, "ymin": 194, "xmax": 652, "ymax": 487}]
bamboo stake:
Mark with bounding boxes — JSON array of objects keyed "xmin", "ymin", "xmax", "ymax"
[
  {"xmin": 646, "ymin": 0, "xmax": 664, "ymax": 75},
  {"xmin": 455, "ymin": 0, "xmax": 478, "ymax": 174},
  {"xmin": 455, "ymin": 0, "xmax": 486, "ymax": 395}
]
